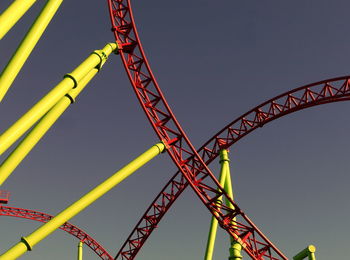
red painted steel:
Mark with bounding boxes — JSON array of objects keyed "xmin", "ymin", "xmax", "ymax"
[
  {"xmin": 0, "ymin": 205, "xmax": 113, "ymax": 260},
  {"xmin": 114, "ymin": 76, "xmax": 350, "ymax": 259},
  {"xmin": 108, "ymin": 1, "xmax": 290, "ymax": 259},
  {"xmin": 0, "ymin": 190, "xmax": 10, "ymax": 204}
]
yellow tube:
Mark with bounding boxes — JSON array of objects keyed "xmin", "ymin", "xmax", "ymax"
[
  {"xmin": 0, "ymin": 142, "xmax": 165, "ymax": 259},
  {"xmin": 0, "ymin": 0, "xmax": 37, "ymax": 39},
  {"xmin": 0, "ymin": 68, "xmax": 98, "ymax": 186},
  {"xmin": 0, "ymin": 0, "xmax": 64, "ymax": 101},
  {"xmin": 0, "ymin": 43, "xmax": 117, "ymax": 156},
  {"xmin": 77, "ymin": 241, "xmax": 83, "ymax": 260}
]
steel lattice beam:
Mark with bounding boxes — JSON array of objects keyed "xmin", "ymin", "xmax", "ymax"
[
  {"xmin": 0, "ymin": 206, "xmax": 113, "ymax": 260},
  {"xmin": 109, "ymin": 64, "xmax": 350, "ymax": 259},
  {"xmin": 106, "ymin": 0, "xmax": 308, "ymax": 259}
]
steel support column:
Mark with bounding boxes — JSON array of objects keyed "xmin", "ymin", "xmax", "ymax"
[
  {"xmin": 0, "ymin": 142, "xmax": 165, "ymax": 259},
  {"xmin": 221, "ymin": 150, "xmax": 242, "ymax": 260},
  {"xmin": 293, "ymin": 245, "xmax": 316, "ymax": 260},
  {"xmin": 0, "ymin": 0, "xmax": 37, "ymax": 39},
  {"xmin": 204, "ymin": 150, "xmax": 228, "ymax": 260},
  {"xmin": 204, "ymin": 149, "xmax": 242, "ymax": 260},
  {"xmin": 0, "ymin": 0, "xmax": 64, "ymax": 101},
  {"xmin": 0, "ymin": 43, "xmax": 117, "ymax": 156},
  {"xmin": 77, "ymin": 241, "xmax": 83, "ymax": 260},
  {"xmin": 0, "ymin": 66, "xmax": 101, "ymax": 185}
]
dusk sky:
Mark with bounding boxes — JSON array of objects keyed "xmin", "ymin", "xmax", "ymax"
[{"xmin": 1, "ymin": 0, "xmax": 349, "ymax": 259}]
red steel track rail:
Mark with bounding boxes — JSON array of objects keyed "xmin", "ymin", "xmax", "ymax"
[
  {"xmin": 0, "ymin": 206, "xmax": 113, "ymax": 260},
  {"xmin": 113, "ymin": 76, "xmax": 350, "ymax": 259},
  {"xmin": 107, "ymin": 1, "xmax": 294, "ymax": 259}
]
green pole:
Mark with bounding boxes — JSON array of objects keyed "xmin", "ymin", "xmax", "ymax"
[
  {"xmin": 204, "ymin": 150, "xmax": 229, "ymax": 260},
  {"xmin": 0, "ymin": 0, "xmax": 37, "ymax": 39},
  {"xmin": 0, "ymin": 142, "xmax": 165, "ymax": 259},
  {"xmin": 220, "ymin": 150, "xmax": 242, "ymax": 260},
  {"xmin": 0, "ymin": 0, "xmax": 64, "ymax": 101},
  {"xmin": 77, "ymin": 241, "xmax": 83, "ymax": 260},
  {"xmin": 0, "ymin": 43, "xmax": 117, "ymax": 156},
  {"xmin": 293, "ymin": 245, "xmax": 316, "ymax": 260},
  {"xmin": 0, "ymin": 67, "xmax": 100, "ymax": 186}
]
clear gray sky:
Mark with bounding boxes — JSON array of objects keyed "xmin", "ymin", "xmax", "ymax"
[{"xmin": 1, "ymin": 0, "xmax": 349, "ymax": 259}]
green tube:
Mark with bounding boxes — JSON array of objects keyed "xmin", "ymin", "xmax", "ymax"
[
  {"xmin": 220, "ymin": 149, "xmax": 242, "ymax": 260},
  {"xmin": 0, "ymin": 68, "xmax": 98, "ymax": 186},
  {"xmin": 0, "ymin": 43, "xmax": 117, "ymax": 156},
  {"xmin": 293, "ymin": 245, "xmax": 316, "ymax": 260},
  {"xmin": 0, "ymin": 0, "xmax": 64, "ymax": 101},
  {"xmin": 204, "ymin": 151, "xmax": 228, "ymax": 260},
  {"xmin": 229, "ymin": 243, "xmax": 243, "ymax": 260},
  {"xmin": 0, "ymin": 0, "xmax": 37, "ymax": 39},
  {"xmin": 0, "ymin": 142, "xmax": 165, "ymax": 259}
]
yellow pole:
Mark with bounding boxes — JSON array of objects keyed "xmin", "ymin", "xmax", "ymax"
[
  {"xmin": 204, "ymin": 150, "xmax": 228, "ymax": 260},
  {"xmin": 0, "ymin": 0, "xmax": 64, "ymax": 101},
  {"xmin": 77, "ymin": 241, "xmax": 83, "ymax": 260},
  {"xmin": 0, "ymin": 67, "xmax": 98, "ymax": 186},
  {"xmin": 0, "ymin": 0, "xmax": 37, "ymax": 39},
  {"xmin": 0, "ymin": 142, "xmax": 165, "ymax": 259},
  {"xmin": 0, "ymin": 43, "xmax": 117, "ymax": 156}
]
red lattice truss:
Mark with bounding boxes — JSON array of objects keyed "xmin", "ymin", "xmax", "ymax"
[
  {"xmin": 113, "ymin": 76, "xmax": 350, "ymax": 259},
  {"xmin": 106, "ymin": 1, "xmax": 312, "ymax": 259},
  {"xmin": 108, "ymin": 1, "xmax": 350, "ymax": 259},
  {"xmin": 0, "ymin": 206, "xmax": 113, "ymax": 260}
]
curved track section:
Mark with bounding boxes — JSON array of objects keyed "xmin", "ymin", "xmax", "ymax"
[
  {"xmin": 108, "ymin": 1, "xmax": 289, "ymax": 259},
  {"xmin": 113, "ymin": 76, "xmax": 350, "ymax": 259},
  {"xmin": 0, "ymin": 206, "xmax": 113, "ymax": 260}
]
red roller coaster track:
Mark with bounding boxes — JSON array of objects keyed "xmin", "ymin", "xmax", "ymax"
[
  {"xmin": 107, "ymin": 1, "xmax": 307, "ymax": 259},
  {"xmin": 113, "ymin": 76, "xmax": 350, "ymax": 259},
  {"xmin": 0, "ymin": 206, "xmax": 113, "ymax": 260}
]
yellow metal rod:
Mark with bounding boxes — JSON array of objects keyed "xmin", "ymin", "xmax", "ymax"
[
  {"xmin": 0, "ymin": 43, "xmax": 117, "ymax": 156},
  {"xmin": 77, "ymin": 241, "xmax": 83, "ymax": 260},
  {"xmin": 0, "ymin": 0, "xmax": 63, "ymax": 101},
  {"xmin": 0, "ymin": 142, "xmax": 165, "ymax": 259},
  {"xmin": 0, "ymin": 68, "xmax": 98, "ymax": 186},
  {"xmin": 0, "ymin": 0, "xmax": 37, "ymax": 39},
  {"xmin": 204, "ymin": 151, "xmax": 228, "ymax": 260}
]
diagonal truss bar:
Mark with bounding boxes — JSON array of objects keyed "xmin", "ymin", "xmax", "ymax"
[{"xmin": 111, "ymin": 75, "xmax": 350, "ymax": 259}]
